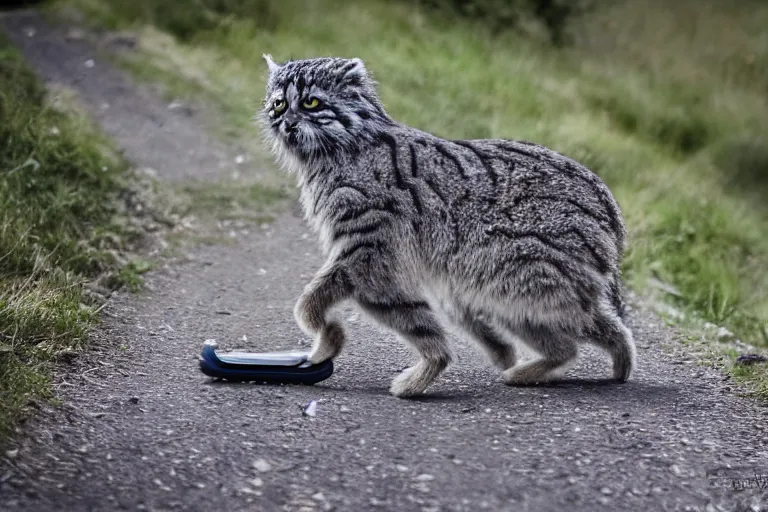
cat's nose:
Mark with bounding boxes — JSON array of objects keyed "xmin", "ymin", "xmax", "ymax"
[{"xmin": 285, "ymin": 121, "xmax": 299, "ymax": 133}]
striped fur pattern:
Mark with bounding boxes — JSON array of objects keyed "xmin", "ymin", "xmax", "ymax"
[{"xmin": 260, "ymin": 55, "xmax": 635, "ymax": 397}]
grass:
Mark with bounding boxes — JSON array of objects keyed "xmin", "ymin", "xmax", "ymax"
[
  {"xmin": 731, "ymin": 362, "xmax": 768, "ymax": 400},
  {"xmin": 0, "ymin": 35, "xmax": 145, "ymax": 440},
  {"xmin": 54, "ymin": 0, "xmax": 768, "ymax": 391},
  {"xmin": 178, "ymin": 180, "xmax": 291, "ymax": 222}
]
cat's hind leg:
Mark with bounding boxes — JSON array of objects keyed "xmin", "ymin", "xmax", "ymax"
[
  {"xmin": 453, "ymin": 306, "xmax": 516, "ymax": 371},
  {"xmin": 359, "ymin": 295, "xmax": 452, "ymax": 398},
  {"xmin": 502, "ymin": 321, "xmax": 578, "ymax": 385}
]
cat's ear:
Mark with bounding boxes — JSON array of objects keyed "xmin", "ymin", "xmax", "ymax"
[
  {"xmin": 343, "ymin": 58, "xmax": 368, "ymax": 81},
  {"xmin": 263, "ymin": 54, "xmax": 281, "ymax": 74}
]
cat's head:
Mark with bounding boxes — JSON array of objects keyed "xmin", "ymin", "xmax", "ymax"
[{"xmin": 260, "ymin": 55, "xmax": 391, "ymax": 166}]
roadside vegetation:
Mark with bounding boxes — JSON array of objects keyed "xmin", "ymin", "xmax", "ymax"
[
  {"xmin": 0, "ymin": 35, "xmax": 147, "ymax": 440},
  {"xmin": 52, "ymin": 0, "xmax": 768, "ymax": 393}
]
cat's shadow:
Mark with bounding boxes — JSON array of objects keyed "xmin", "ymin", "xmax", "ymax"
[
  {"xmin": 202, "ymin": 375, "xmax": 675, "ymax": 404},
  {"xmin": 511, "ymin": 377, "xmax": 624, "ymax": 388},
  {"xmin": 411, "ymin": 377, "xmax": 674, "ymax": 402}
]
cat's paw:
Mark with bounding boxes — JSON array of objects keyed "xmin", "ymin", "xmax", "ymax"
[
  {"xmin": 308, "ymin": 348, "xmax": 333, "ymax": 365},
  {"xmin": 308, "ymin": 320, "xmax": 345, "ymax": 364},
  {"xmin": 389, "ymin": 367, "xmax": 428, "ymax": 397},
  {"xmin": 503, "ymin": 361, "xmax": 558, "ymax": 386}
]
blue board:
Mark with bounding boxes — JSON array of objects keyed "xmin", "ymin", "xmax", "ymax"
[{"xmin": 199, "ymin": 341, "xmax": 334, "ymax": 384}]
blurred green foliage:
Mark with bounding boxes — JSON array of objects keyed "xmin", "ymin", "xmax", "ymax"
[{"xmin": 418, "ymin": 0, "xmax": 589, "ymax": 44}]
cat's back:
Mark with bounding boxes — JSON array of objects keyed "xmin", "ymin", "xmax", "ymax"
[
  {"xmin": 360, "ymin": 128, "xmax": 626, "ymax": 263},
  {"xmin": 449, "ymin": 138, "xmax": 626, "ymax": 252}
]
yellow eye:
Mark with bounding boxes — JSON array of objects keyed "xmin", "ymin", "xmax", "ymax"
[
  {"xmin": 273, "ymin": 99, "xmax": 286, "ymax": 113},
  {"xmin": 302, "ymin": 97, "xmax": 321, "ymax": 110}
]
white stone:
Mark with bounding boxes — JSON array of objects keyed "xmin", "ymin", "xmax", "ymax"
[
  {"xmin": 716, "ymin": 327, "xmax": 734, "ymax": 341},
  {"xmin": 304, "ymin": 401, "xmax": 318, "ymax": 417},
  {"xmin": 252, "ymin": 459, "xmax": 272, "ymax": 472}
]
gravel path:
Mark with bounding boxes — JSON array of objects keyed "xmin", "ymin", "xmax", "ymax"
[{"xmin": 2, "ymin": 10, "xmax": 767, "ymax": 512}]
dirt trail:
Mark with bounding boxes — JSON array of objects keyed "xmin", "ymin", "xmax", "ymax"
[{"xmin": 2, "ymin": 10, "xmax": 767, "ymax": 512}]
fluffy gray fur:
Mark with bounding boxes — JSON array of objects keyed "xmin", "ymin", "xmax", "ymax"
[{"xmin": 260, "ymin": 54, "xmax": 635, "ymax": 397}]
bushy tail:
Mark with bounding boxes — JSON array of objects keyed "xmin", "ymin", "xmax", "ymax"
[{"xmin": 609, "ymin": 275, "xmax": 627, "ymax": 321}]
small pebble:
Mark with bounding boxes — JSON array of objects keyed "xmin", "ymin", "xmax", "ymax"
[
  {"xmin": 167, "ymin": 99, "xmax": 186, "ymax": 111},
  {"xmin": 252, "ymin": 459, "xmax": 272, "ymax": 472},
  {"xmin": 153, "ymin": 478, "xmax": 171, "ymax": 491},
  {"xmin": 304, "ymin": 401, "xmax": 318, "ymax": 417},
  {"xmin": 716, "ymin": 326, "xmax": 734, "ymax": 341}
]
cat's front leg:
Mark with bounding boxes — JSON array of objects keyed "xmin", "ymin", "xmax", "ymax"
[{"xmin": 294, "ymin": 261, "xmax": 353, "ymax": 364}]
